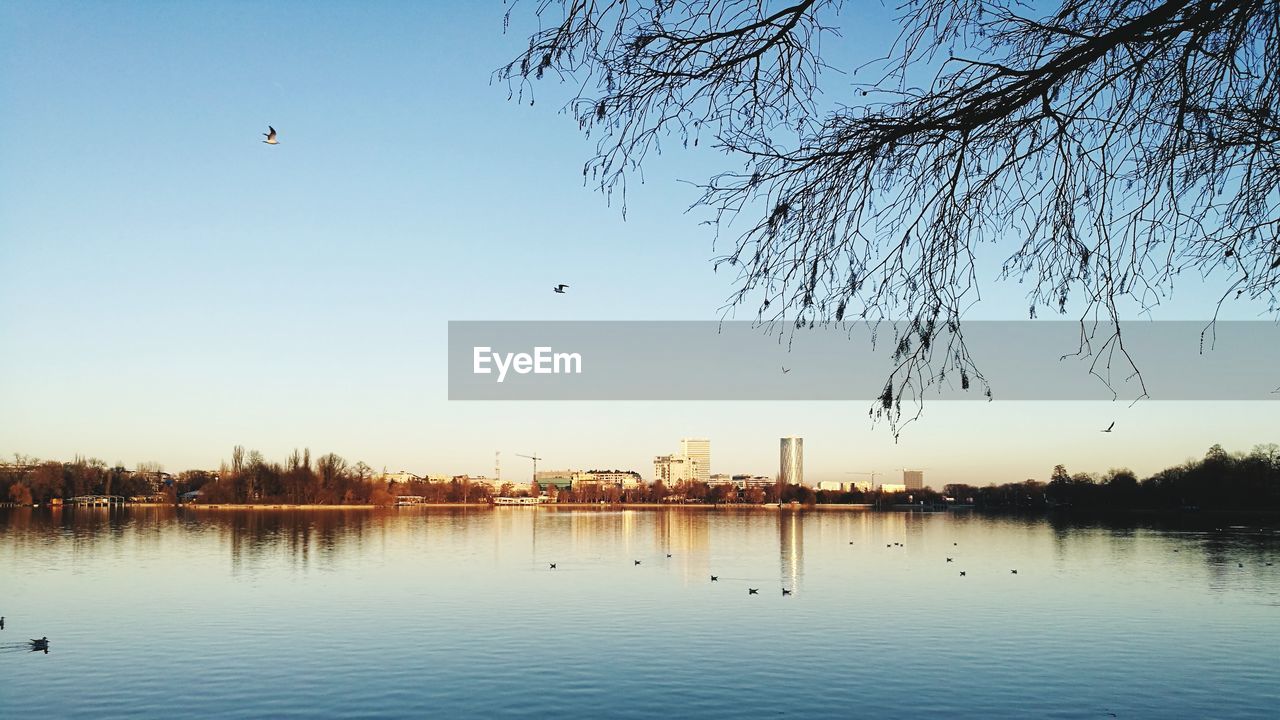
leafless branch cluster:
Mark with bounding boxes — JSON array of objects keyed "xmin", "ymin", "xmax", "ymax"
[{"xmin": 502, "ymin": 0, "xmax": 1280, "ymax": 435}]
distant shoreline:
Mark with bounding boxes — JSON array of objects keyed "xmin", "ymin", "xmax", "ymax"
[
  {"xmin": 116, "ymin": 502, "xmax": 887, "ymax": 511},
  {"xmin": 10, "ymin": 503, "xmax": 1276, "ymax": 519}
]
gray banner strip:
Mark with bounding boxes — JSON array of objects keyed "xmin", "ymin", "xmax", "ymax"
[{"xmin": 448, "ymin": 321, "xmax": 1280, "ymax": 401}]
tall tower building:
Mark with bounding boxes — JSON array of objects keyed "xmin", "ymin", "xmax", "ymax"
[
  {"xmin": 680, "ymin": 438, "xmax": 711, "ymax": 483},
  {"xmin": 779, "ymin": 437, "xmax": 804, "ymax": 487},
  {"xmin": 903, "ymin": 469, "xmax": 924, "ymax": 490}
]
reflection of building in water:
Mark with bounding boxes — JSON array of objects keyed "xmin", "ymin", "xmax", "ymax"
[
  {"xmin": 878, "ymin": 510, "xmax": 909, "ymax": 543},
  {"xmin": 780, "ymin": 437, "xmax": 804, "ymax": 486},
  {"xmin": 653, "ymin": 511, "xmax": 710, "ymax": 555},
  {"xmin": 653, "ymin": 510, "xmax": 711, "ymax": 582},
  {"xmin": 779, "ymin": 510, "xmax": 804, "ymax": 592}
]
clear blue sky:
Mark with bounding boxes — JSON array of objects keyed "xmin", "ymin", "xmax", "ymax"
[{"xmin": 2, "ymin": 1, "xmax": 1275, "ymax": 487}]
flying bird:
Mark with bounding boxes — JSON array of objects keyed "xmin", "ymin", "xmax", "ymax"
[
  {"xmin": 1102, "ymin": 421, "xmax": 1115, "ymax": 433},
  {"xmin": 747, "ymin": 588, "xmax": 759, "ymax": 595},
  {"xmin": 553, "ymin": 284, "xmax": 569, "ymax": 294},
  {"xmin": 666, "ymin": 553, "xmax": 672, "ymax": 558},
  {"xmin": 549, "ymin": 563, "xmax": 556, "ymax": 569},
  {"xmin": 634, "ymin": 560, "xmax": 641, "ymax": 566},
  {"xmin": 782, "ymin": 367, "xmax": 791, "ymax": 374},
  {"xmin": 946, "ymin": 558, "xmax": 953, "ymax": 562},
  {"xmin": 959, "ymin": 571, "xmax": 966, "ymax": 577},
  {"xmin": 262, "ymin": 126, "xmax": 278, "ymax": 144},
  {"xmin": 710, "ymin": 575, "xmax": 718, "ymax": 582},
  {"xmin": 1011, "ymin": 569, "xmax": 1018, "ymax": 574},
  {"xmin": 781, "ymin": 588, "xmax": 792, "ymax": 596}
]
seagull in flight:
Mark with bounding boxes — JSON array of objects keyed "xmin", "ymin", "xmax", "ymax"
[
  {"xmin": 1101, "ymin": 421, "xmax": 1115, "ymax": 433},
  {"xmin": 262, "ymin": 126, "xmax": 279, "ymax": 145},
  {"xmin": 782, "ymin": 366, "xmax": 791, "ymax": 374},
  {"xmin": 553, "ymin": 284, "xmax": 569, "ymax": 294}
]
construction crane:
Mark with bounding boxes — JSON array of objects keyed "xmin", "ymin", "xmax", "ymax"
[
  {"xmin": 515, "ymin": 452, "xmax": 542, "ymax": 483},
  {"xmin": 845, "ymin": 471, "xmax": 882, "ymax": 489}
]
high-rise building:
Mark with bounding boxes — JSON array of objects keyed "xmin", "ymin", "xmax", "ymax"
[
  {"xmin": 680, "ymin": 438, "xmax": 711, "ymax": 483},
  {"xmin": 903, "ymin": 469, "xmax": 925, "ymax": 490},
  {"xmin": 653, "ymin": 454, "xmax": 697, "ymax": 485},
  {"xmin": 780, "ymin": 437, "xmax": 804, "ymax": 487}
]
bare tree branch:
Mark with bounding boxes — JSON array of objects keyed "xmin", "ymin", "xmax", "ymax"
[{"xmin": 501, "ymin": 0, "xmax": 1280, "ymax": 436}]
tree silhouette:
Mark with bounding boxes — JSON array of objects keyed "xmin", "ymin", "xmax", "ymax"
[{"xmin": 501, "ymin": 0, "xmax": 1280, "ymax": 432}]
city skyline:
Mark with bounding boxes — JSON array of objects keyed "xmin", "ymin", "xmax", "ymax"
[
  {"xmin": 1, "ymin": 2, "xmax": 1275, "ymax": 489},
  {"xmin": 6, "ymin": 414, "xmax": 1277, "ymax": 491}
]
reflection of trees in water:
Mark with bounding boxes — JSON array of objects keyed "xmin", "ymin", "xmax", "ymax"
[
  {"xmin": 1043, "ymin": 512, "xmax": 1280, "ymax": 589},
  {"xmin": 220, "ymin": 510, "xmax": 375, "ymax": 574},
  {"xmin": 0, "ymin": 505, "xmax": 179, "ymax": 565},
  {"xmin": 3, "ymin": 506, "xmax": 1274, "ymax": 594}
]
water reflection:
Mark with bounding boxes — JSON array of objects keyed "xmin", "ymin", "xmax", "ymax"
[
  {"xmin": 779, "ymin": 510, "xmax": 803, "ymax": 592},
  {"xmin": 1, "ymin": 506, "xmax": 1278, "ymax": 719},
  {"xmin": 2, "ymin": 507, "xmax": 1277, "ymax": 582}
]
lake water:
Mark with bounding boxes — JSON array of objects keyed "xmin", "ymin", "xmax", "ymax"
[{"xmin": 1, "ymin": 506, "xmax": 1277, "ymax": 718}]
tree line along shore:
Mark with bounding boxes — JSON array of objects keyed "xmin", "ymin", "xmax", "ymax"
[{"xmin": 3, "ymin": 443, "xmax": 1277, "ymax": 514}]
